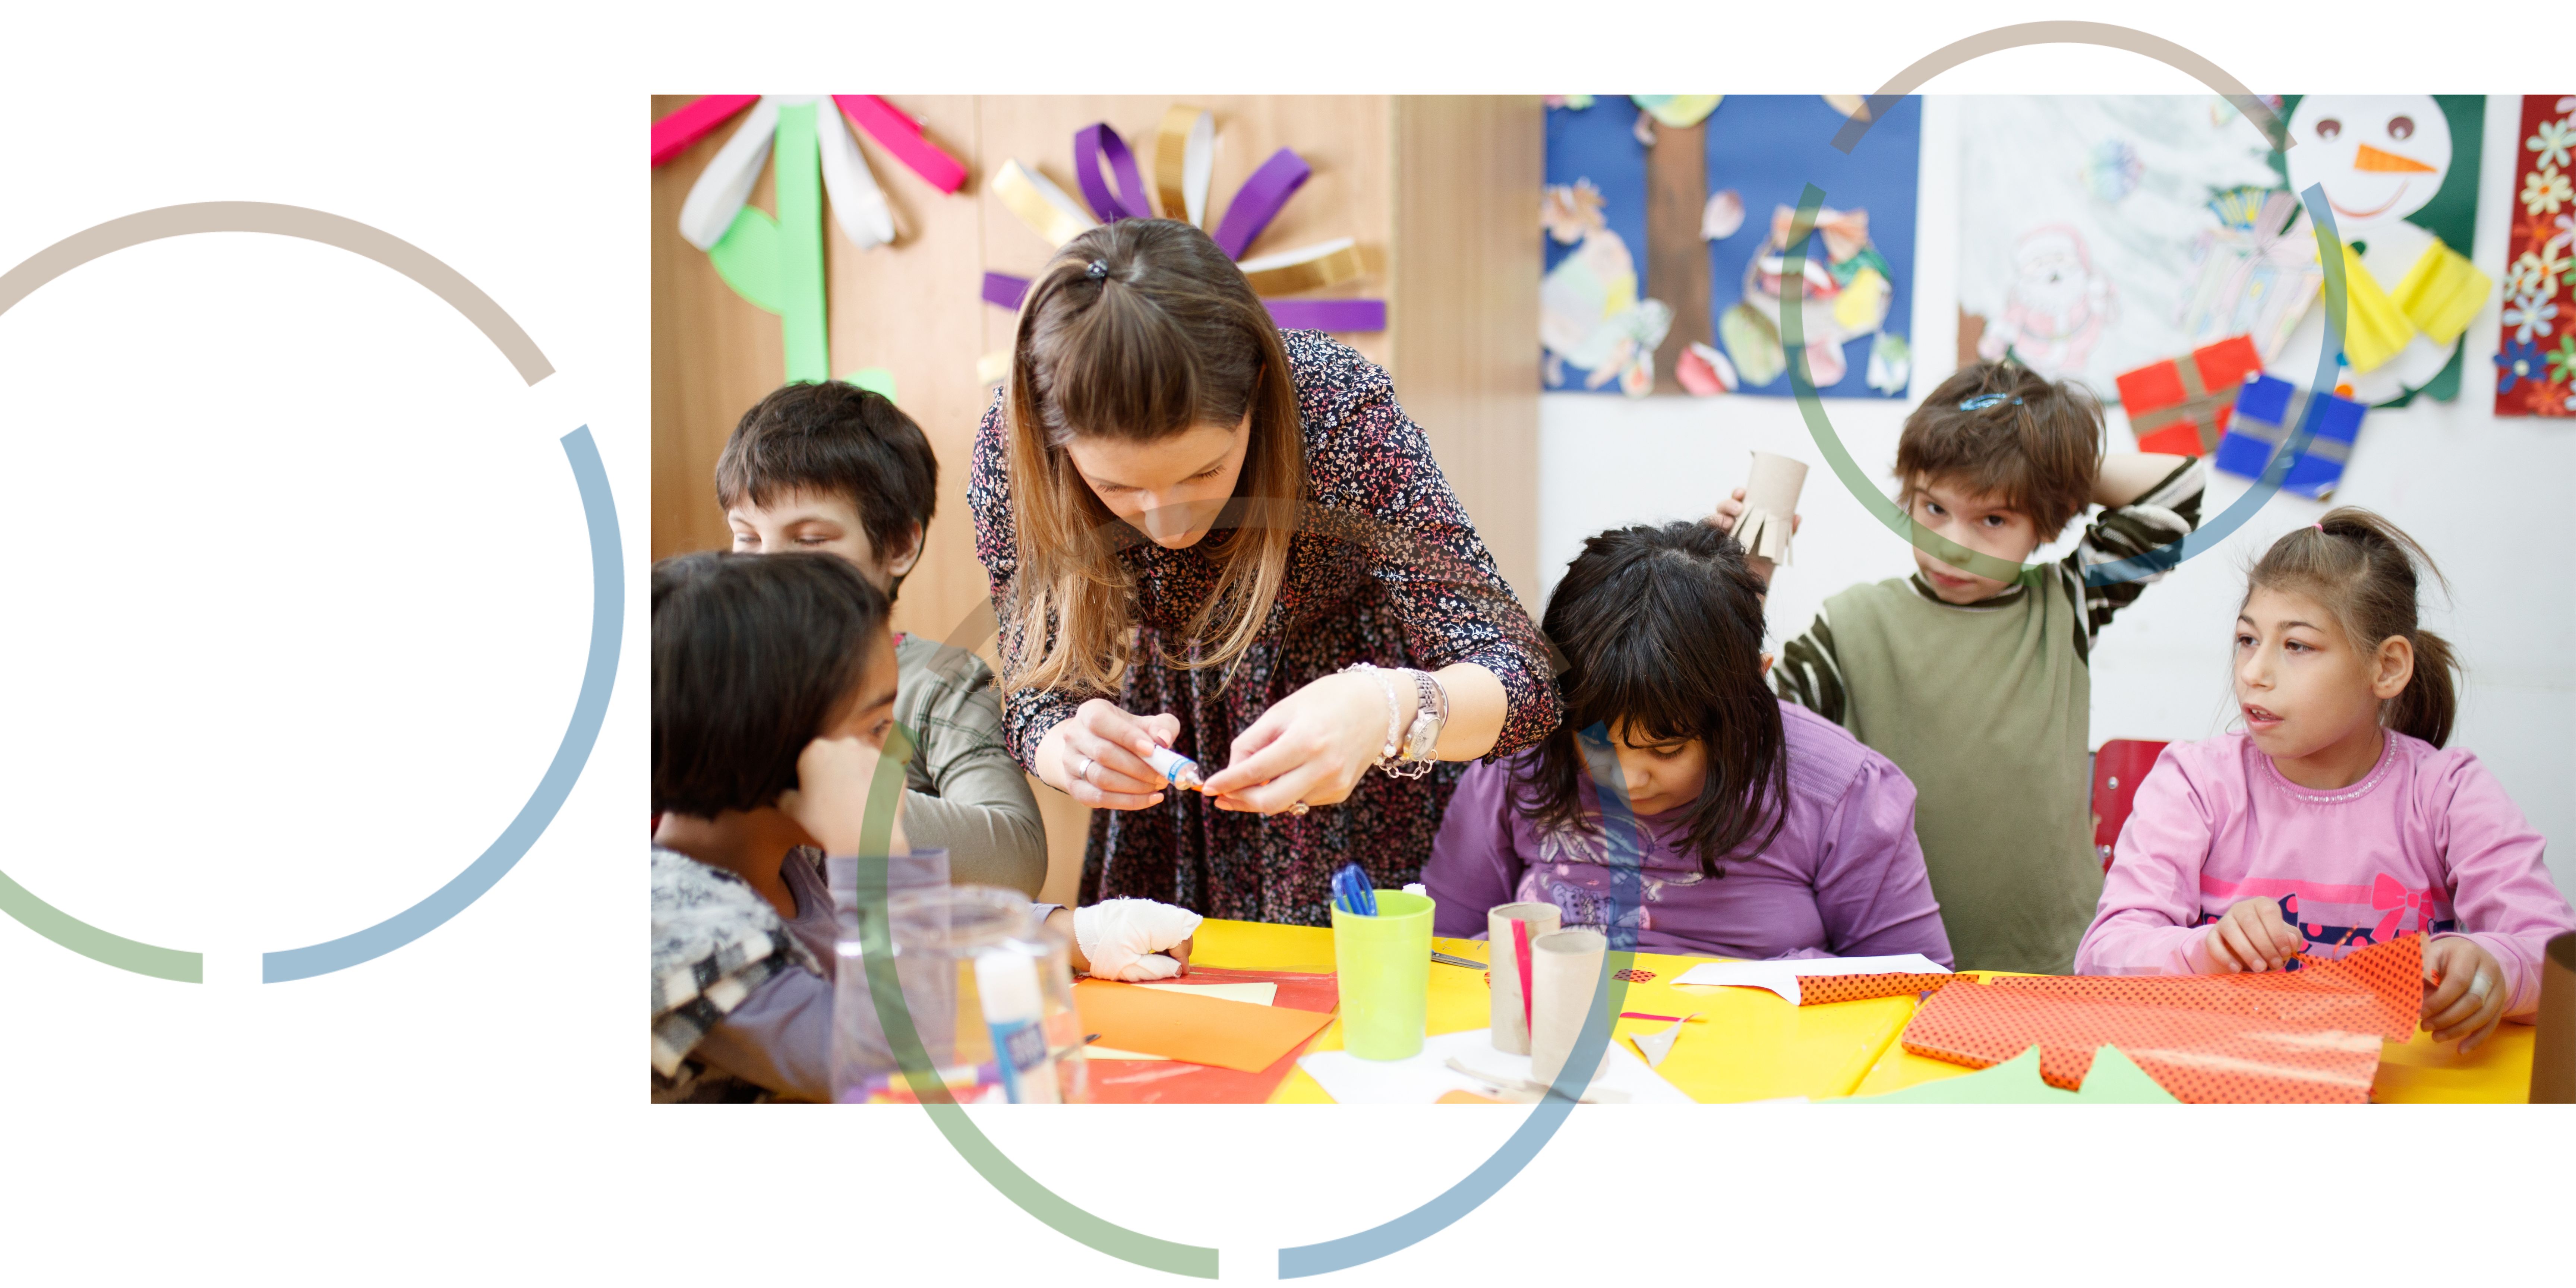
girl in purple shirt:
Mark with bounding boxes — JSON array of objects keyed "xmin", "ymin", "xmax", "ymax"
[{"xmin": 1422, "ymin": 522, "xmax": 1952, "ymax": 963}]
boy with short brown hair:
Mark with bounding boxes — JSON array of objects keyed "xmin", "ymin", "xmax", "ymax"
[{"xmin": 1725, "ymin": 360, "xmax": 2204, "ymax": 973}]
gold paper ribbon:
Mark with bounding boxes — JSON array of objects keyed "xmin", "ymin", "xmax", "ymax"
[
  {"xmin": 991, "ymin": 159, "xmax": 1096, "ymax": 249},
  {"xmin": 2129, "ymin": 358, "xmax": 2235, "ymax": 452},
  {"xmin": 1237, "ymin": 237, "xmax": 1365, "ymax": 295},
  {"xmin": 1155, "ymin": 105, "xmax": 1214, "ymax": 227}
]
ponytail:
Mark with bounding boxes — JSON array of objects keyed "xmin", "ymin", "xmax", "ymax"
[{"xmin": 2245, "ymin": 508, "xmax": 2460, "ymax": 747}]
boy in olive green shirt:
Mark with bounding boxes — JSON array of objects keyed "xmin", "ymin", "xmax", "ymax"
[
  {"xmin": 717, "ymin": 381, "xmax": 1046, "ymax": 897},
  {"xmin": 1723, "ymin": 361, "xmax": 2202, "ymax": 973}
]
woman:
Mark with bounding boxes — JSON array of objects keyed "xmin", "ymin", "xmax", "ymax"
[{"xmin": 970, "ymin": 219, "xmax": 1559, "ymax": 925}]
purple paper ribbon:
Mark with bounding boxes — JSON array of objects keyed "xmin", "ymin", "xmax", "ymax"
[
  {"xmin": 982, "ymin": 272, "xmax": 1030, "ymax": 311},
  {"xmin": 1213, "ymin": 148, "xmax": 1312, "ymax": 259},
  {"xmin": 1073, "ymin": 123, "xmax": 1152, "ymax": 222},
  {"xmin": 1263, "ymin": 298, "xmax": 1384, "ymax": 332}
]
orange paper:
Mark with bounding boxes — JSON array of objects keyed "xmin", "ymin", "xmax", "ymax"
[
  {"xmin": 1980, "ymin": 937, "xmax": 2419, "ymax": 1041},
  {"xmin": 1795, "ymin": 972, "xmax": 1959, "ymax": 1006},
  {"xmin": 1073, "ymin": 978, "xmax": 1335, "ymax": 1074}
]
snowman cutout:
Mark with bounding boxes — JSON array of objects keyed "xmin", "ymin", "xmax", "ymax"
[{"xmin": 2274, "ymin": 94, "xmax": 2493, "ymax": 405}]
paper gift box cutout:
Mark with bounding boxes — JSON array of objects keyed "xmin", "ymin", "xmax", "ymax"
[
  {"xmin": 2112, "ymin": 335, "xmax": 2263, "ymax": 456},
  {"xmin": 2216, "ymin": 374, "xmax": 2365, "ymax": 501}
]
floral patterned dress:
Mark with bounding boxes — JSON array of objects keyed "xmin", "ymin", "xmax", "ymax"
[{"xmin": 969, "ymin": 332, "xmax": 1560, "ymax": 925}]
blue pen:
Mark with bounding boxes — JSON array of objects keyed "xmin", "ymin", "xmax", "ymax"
[{"xmin": 1333, "ymin": 862, "xmax": 1376, "ymax": 917}]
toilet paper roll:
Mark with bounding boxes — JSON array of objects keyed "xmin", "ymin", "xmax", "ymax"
[
  {"xmin": 1528, "ymin": 928, "xmax": 1611, "ymax": 1090},
  {"xmin": 1731, "ymin": 451, "xmax": 1808, "ymax": 565},
  {"xmin": 1486, "ymin": 902, "xmax": 1562, "ymax": 1055},
  {"xmin": 2533, "ymin": 931, "xmax": 2574, "ymax": 1104}
]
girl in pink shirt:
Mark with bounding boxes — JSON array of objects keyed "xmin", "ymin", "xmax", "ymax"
[{"xmin": 2077, "ymin": 509, "xmax": 2575, "ymax": 1053}]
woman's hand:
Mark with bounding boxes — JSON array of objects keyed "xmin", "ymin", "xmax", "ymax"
[
  {"xmin": 1200, "ymin": 670, "xmax": 1388, "ymax": 815},
  {"xmin": 2191, "ymin": 897, "xmax": 2305, "ymax": 973},
  {"xmin": 777, "ymin": 735, "xmax": 910, "ymax": 856},
  {"xmin": 1710, "ymin": 486, "xmax": 1800, "ymax": 587},
  {"xmin": 1037, "ymin": 699, "xmax": 1180, "ymax": 810},
  {"xmin": 2421, "ymin": 936, "xmax": 2509, "ymax": 1053}
]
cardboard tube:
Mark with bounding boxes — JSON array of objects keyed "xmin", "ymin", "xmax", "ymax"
[
  {"xmin": 1731, "ymin": 451, "xmax": 1808, "ymax": 565},
  {"xmin": 1528, "ymin": 928, "xmax": 1610, "ymax": 1089},
  {"xmin": 1486, "ymin": 902, "xmax": 1562, "ymax": 1055},
  {"xmin": 2534, "ymin": 931, "xmax": 2575, "ymax": 1104}
]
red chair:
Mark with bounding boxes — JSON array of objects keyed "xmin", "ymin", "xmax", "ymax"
[{"xmin": 2091, "ymin": 740, "xmax": 2169, "ymax": 871}]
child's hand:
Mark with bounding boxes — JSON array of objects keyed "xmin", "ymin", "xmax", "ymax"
[
  {"xmin": 2421, "ymin": 936, "xmax": 2508, "ymax": 1053},
  {"xmin": 1710, "ymin": 487, "xmax": 1800, "ymax": 587},
  {"xmin": 2193, "ymin": 897, "xmax": 2305, "ymax": 973},
  {"xmin": 1069, "ymin": 899, "xmax": 1203, "ymax": 981},
  {"xmin": 777, "ymin": 734, "xmax": 910, "ymax": 857}
]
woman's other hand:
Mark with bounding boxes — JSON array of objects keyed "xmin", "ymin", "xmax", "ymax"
[{"xmin": 1200, "ymin": 670, "xmax": 1388, "ymax": 814}]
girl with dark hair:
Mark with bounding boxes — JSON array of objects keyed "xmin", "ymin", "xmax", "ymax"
[
  {"xmin": 970, "ymin": 218, "xmax": 1557, "ymax": 924},
  {"xmin": 1419, "ymin": 522, "xmax": 1951, "ymax": 962},
  {"xmin": 2078, "ymin": 510, "xmax": 2574, "ymax": 1053}
]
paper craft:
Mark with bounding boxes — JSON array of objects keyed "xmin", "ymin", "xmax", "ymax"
[
  {"xmin": 832, "ymin": 94, "xmax": 968, "ymax": 195},
  {"xmin": 2495, "ymin": 94, "xmax": 2576, "ymax": 419},
  {"xmin": 991, "ymin": 159, "xmax": 1096, "ymax": 249},
  {"xmin": 1729, "ymin": 451, "xmax": 1806, "ymax": 564},
  {"xmin": 2214, "ymin": 373, "xmax": 2365, "ymax": 500},
  {"xmin": 1297, "ymin": 1027, "xmax": 1695, "ymax": 1105},
  {"xmin": 1839, "ymin": 1044, "xmax": 2181, "ymax": 1104},
  {"xmin": 1626, "ymin": 1013, "xmax": 1699, "ymax": 1068},
  {"xmin": 1900, "ymin": 937, "xmax": 2422, "ymax": 1104},
  {"xmin": 1959, "ymin": 96, "xmax": 2281, "ymax": 402},
  {"xmin": 1529, "ymin": 929, "xmax": 1609, "ymax": 1087},
  {"xmin": 1669, "ymin": 953, "xmax": 1951, "ymax": 1006},
  {"xmin": 1790, "ymin": 972, "xmax": 1960, "ymax": 1007},
  {"xmin": 1071, "ymin": 977, "xmax": 1332, "ymax": 1074},
  {"xmin": 2113, "ymin": 335, "xmax": 2264, "ymax": 456},
  {"xmin": 651, "ymin": 94, "xmax": 759, "ymax": 167},
  {"xmin": 1083, "ymin": 982, "xmax": 1281, "ymax": 1059},
  {"xmin": 1155, "ymin": 105, "xmax": 1216, "ymax": 229},
  {"xmin": 2179, "ymin": 188, "xmax": 2322, "ymax": 362},
  {"xmin": 1080, "ymin": 968, "xmax": 1339, "ymax": 1104}
]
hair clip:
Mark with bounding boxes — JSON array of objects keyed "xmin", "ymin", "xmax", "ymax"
[
  {"xmin": 1958, "ymin": 393, "xmax": 2021, "ymax": 411},
  {"xmin": 1085, "ymin": 259, "xmax": 1109, "ymax": 280}
]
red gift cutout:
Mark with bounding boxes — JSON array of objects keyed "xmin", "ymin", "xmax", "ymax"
[{"xmin": 2114, "ymin": 335, "xmax": 2264, "ymax": 456}]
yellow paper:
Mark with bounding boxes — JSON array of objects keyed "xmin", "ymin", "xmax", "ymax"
[
  {"xmin": 1154, "ymin": 105, "xmax": 1214, "ymax": 227},
  {"xmin": 1238, "ymin": 237, "xmax": 1365, "ymax": 295},
  {"xmin": 2389, "ymin": 237, "xmax": 2491, "ymax": 349},
  {"xmin": 991, "ymin": 159, "xmax": 1095, "ymax": 248},
  {"xmin": 2336, "ymin": 243, "xmax": 2416, "ymax": 375},
  {"xmin": 1833, "ymin": 267, "xmax": 1888, "ymax": 334}
]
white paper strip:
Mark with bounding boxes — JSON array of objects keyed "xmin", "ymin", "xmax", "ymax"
[
  {"xmin": 1297, "ymin": 1027, "xmax": 1693, "ymax": 1105},
  {"xmin": 678, "ymin": 96, "xmax": 780, "ymax": 251},
  {"xmin": 814, "ymin": 95, "xmax": 895, "ymax": 251},
  {"xmin": 1181, "ymin": 109, "xmax": 1215, "ymax": 228},
  {"xmin": 1668, "ymin": 953, "xmax": 1950, "ymax": 1006}
]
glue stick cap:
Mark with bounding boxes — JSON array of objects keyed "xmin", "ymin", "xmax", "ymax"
[{"xmin": 973, "ymin": 947, "xmax": 1044, "ymax": 1025}]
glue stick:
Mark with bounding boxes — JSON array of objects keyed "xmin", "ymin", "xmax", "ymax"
[
  {"xmin": 1145, "ymin": 744, "xmax": 1206, "ymax": 792},
  {"xmin": 974, "ymin": 948, "xmax": 1061, "ymax": 1104}
]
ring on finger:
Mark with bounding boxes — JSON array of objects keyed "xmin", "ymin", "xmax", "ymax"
[
  {"xmin": 1074, "ymin": 752, "xmax": 1094, "ymax": 785},
  {"xmin": 1288, "ymin": 801, "xmax": 1309, "ymax": 817}
]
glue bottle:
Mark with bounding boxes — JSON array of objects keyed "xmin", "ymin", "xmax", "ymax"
[
  {"xmin": 1145, "ymin": 744, "xmax": 1206, "ymax": 792},
  {"xmin": 974, "ymin": 947, "xmax": 1061, "ymax": 1104}
]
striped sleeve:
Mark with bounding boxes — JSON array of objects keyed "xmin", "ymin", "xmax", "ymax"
[
  {"xmin": 1771, "ymin": 607, "xmax": 1849, "ymax": 728},
  {"xmin": 2068, "ymin": 457, "xmax": 2205, "ymax": 646}
]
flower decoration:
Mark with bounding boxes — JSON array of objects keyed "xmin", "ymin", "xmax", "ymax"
[
  {"xmin": 2496, "ymin": 337, "xmax": 2539, "ymax": 395},
  {"xmin": 978, "ymin": 106, "xmax": 1384, "ymax": 338},
  {"xmin": 2496, "ymin": 98, "xmax": 2576, "ymax": 418},
  {"xmin": 1543, "ymin": 179, "xmax": 1608, "ymax": 245},
  {"xmin": 2504, "ymin": 292, "xmax": 2560, "ymax": 345},
  {"xmin": 2532, "ymin": 118, "xmax": 2575, "ymax": 171},
  {"xmin": 2550, "ymin": 334, "xmax": 2576, "ymax": 385},
  {"xmin": 2525, "ymin": 166, "xmax": 2573, "ymax": 217},
  {"xmin": 652, "ymin": 95, "xmax": 967, "ymax": 387}
]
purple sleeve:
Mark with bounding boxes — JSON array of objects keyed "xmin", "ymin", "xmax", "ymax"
[
  {"xmin": 2428, "ymin": 752, "xmax": 2576, "ymax": 1019},
  {"xmin": 966, "ymin": 390, "xmax": 1082, "ymax": 771},
  {"xmin": 1808, "ymin": 753, "xmax": 1953, "ymax": 966},
  {"xmin": 2075, "ymin": 745, "xmax": 2219, "ymax": 976},
  {"xmin": 1422, "ymin": 758, "xmax": 1526, "ymax": 938},
  {"xmin": 691, "ymin": 966, "xmax": 833, "ymax": 1102}
]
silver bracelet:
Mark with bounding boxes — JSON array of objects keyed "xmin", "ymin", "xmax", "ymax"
[
  {"xmin": 1344, "ymin": 662, "xmax": 1445, "ymax": 780},
  {"xmin": 1343, "ymin": 662, "xmax": 1404, "ymax": 768}
]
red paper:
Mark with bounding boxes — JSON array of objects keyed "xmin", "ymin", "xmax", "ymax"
[
  {"xmin": 651, "ymin": 95, "xmax": 760, "ymax": 168},
  {"xmin": 834, "ymin": 95, "xmax": 968, "ymax": 194},
  {"xmin": 1900, "ymin": 937, "xmax": 2422, "ymax": 1103},
  {"xmin": 2113, "ymin": 335, "xmax": 2263, "ymax": 456},
  {"xmin": 1080, "ymin": 968, "xmax": 1337, "ymax": 1105},
  {"xmin": 1794, "ymin": 972, "xmax": 1959, "ymax": 1006}
]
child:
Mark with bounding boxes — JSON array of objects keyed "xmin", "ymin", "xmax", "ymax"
[
  {"xmin": 1421, "ymin": 521, "xmax": 1952, "ymax": 963},
  {"xmin": 718, "ymin": 381, "xmax": 1046, "ymax": 897},
  {"xmin": 651, "ymin": 552, "xmax": 1201, "ymax": 1103},
  {"xmin": 2076, "ymin": 511, "xmax": 2575, "ymax": 1053},
  {"xmin": 1736, "ymin": 361, "xmax": 2203, "ymax": 975}
]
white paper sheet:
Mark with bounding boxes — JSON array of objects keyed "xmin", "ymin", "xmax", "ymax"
[
  {"xmin": 1667, "ymin": 954, "xmax": 1950, "ymax": 1006},
  {"xmin": 1082, "ymin": 982, "xmax": 1279, "ymax": 1060},
  {"xmin": 1296, "ymin": 1027, "xmax": 1695, "ymax": 1105}
]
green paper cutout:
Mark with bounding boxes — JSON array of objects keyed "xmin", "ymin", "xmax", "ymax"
[
  {"xmin": 1839, "ymin": 1044, "xmax": 2182, "ymax": 1104},
  {"xmin": 775, "ymin": 102, "xmax": 830, "ymax": 384},
  {"xmin": 846, "ymin": 367, "xmax": 897, "ymax": 402},
  {"xmin": 708, "ymin": 206, "xmax": 784, "ymax": 314}
]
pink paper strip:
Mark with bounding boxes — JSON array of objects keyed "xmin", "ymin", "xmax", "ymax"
[
  {"xmin": 650, "ymin": 95, "xmax": 760, "ymax": 167},
  {"xmin": 1213, "ymin": 148, "xmax": 1312, "ymax": 259},
  {"xmin": 835, "ymin": 94, "xmax": 967, "ymax": 194},
  {"xmin": 982, "ymin": 272, "xmax": 1031, "ymax": 311},
  {"xmin": 1264, "ymin": 298, "xmax": 1385, "ymax": 332},
  {"xmin": 1074, "ymin": 123, "xmax": 1152, "ymax": 222}
]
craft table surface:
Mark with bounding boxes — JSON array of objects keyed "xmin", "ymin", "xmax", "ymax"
[
  {"xmin": 1187, "ymin": 922, "xmax": 2537, "ymax": 1104},
  {"xmin": 1187, "ymin": 919, "xmax": 1914, "ymax": 1104}
]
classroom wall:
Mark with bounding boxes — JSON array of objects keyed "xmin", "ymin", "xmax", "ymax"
[{"xmin": 1536, "ymin": 95, "xmax": 2576, "ymax": 905}]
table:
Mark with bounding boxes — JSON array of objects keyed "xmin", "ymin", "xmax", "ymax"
[{"xmin": 1187, "ymin": 921, "xmax": 2537, "ymax": 1104}]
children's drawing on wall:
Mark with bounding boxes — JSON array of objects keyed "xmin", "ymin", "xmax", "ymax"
[
  {"xmin": 1543, "ymin": 94, "xmax": 1919, "ymax": 399},
  {"xmin": 2270, "ymin": 94, "xmax": 2490, "ymax": 408},
  {"xmin": 1958, "ymin": 96, "xmax": 2283, "ymax": 402},
  {"xmin": 2493, "ymin": 94, "xmax": 2574, "ymax": 419}
]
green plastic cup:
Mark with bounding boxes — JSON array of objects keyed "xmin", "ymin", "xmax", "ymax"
[{"xmin": 1330, "ymin": 888, "xmax": 1434, "ymax": 1060}]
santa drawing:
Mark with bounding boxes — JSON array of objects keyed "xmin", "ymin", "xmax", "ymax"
[{"xmin": 1979, "ymin": 223, "xmax": 2116, "ymax": 378}]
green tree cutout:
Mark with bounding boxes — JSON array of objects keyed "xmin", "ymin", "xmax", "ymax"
[{"xmin": 703, "ymin": 101, "xmax": 895, "ymax": 399}]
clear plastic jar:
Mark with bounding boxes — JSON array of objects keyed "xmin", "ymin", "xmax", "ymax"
[{"xmin": 831, "ymin": 884, "xmax": 1088, "ymax": 1104}]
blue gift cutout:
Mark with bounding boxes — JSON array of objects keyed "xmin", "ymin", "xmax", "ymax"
[{"xmin": 2214, "ymin": 374, "xmax": 2365, "ymax": 501}]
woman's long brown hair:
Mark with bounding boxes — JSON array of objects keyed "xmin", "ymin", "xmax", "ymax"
[{"xmin": 1000, "ymin": 219, "xmax": 1306, "ymax": 697}]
